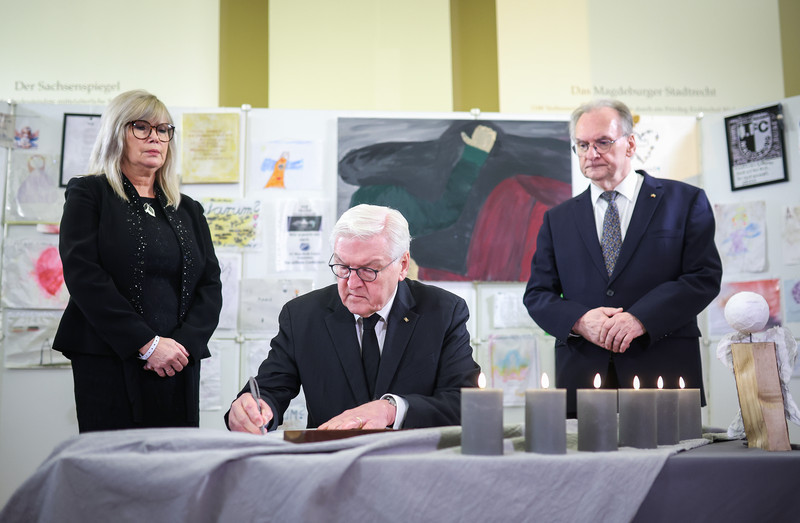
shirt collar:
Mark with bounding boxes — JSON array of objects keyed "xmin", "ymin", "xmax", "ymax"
[{"xmin": 591, "ymin": 169, "xmax": 639, "ymax": 204}]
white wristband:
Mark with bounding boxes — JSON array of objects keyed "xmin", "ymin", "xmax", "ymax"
[{"xmin": 138, "ymin": 335, "xmax": 160, "ymax": 360}]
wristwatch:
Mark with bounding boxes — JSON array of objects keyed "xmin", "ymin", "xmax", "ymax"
[{"xmin": 384, "ymin": 396, "xmax": 397, "ymax": 408}]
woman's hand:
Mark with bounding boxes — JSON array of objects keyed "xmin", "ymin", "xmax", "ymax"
[{"xmin": 141, "ymin": 337, "xmax": 190, "ymax": 377}]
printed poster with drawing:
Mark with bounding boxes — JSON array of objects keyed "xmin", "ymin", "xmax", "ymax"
[
  {"xmin": 1, "ymin": 236, "xmax": 68, "ymax": 309},
  {"xmin": 489, "ymin": 333, "xmax": 538, "ymax": 406},
  {"xmin": 5, "ymin": 151, "xmax": 63, "ymax": 224}
]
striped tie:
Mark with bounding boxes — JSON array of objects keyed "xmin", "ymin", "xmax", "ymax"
[{"xmin": 600, "ymin": 191, "xmax": 621, "ymax": 276}]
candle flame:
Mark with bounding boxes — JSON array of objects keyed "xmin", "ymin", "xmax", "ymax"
[
  {"xmin": 593, "ymin": 373, "xmax": 602, "ymax": 389},
  {"xmin": 657, "ymin": 376, "xmax": 664, "ymax": 389},
  {"xmin": 478, "ymin": 372, "xmax": 487, "ymax": 389},
  {"xmin": 679, "ymin": 377, "xmax": 686, "ymax": 389},
  {"xmin": 541, "ymin": 373, "xmax": 550, "ymax": 389},
  {"xmin": 633, "ymin": 376, "xmax": 640, "ymax": 390}
]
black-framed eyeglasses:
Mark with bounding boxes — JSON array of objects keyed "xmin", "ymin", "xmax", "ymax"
[
  {"xmin": 128, "ymin": 120, "xmax": 175, "ymax": 142},
  {"xmin": 329, "ymin": 254, "xmax": 398, "ymax": 282},
  {"xmin": 571, "ymin": 135, "xmax": 628, "ymax": 156}
]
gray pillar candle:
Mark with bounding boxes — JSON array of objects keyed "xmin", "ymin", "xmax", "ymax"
[
  {"xmin": 525, "ymin": 373, "xmax": 566, "ymax": 454},
  {"xmin": 618, "ymin": 376, "xmax": 657, "ymax": 449},
  {"xmin": 677, "ymin": 377, "xmax": 702, "ymax": 440},
  {"xmin": 656, "ymin": 377, "xmax": 680, "ymax": 445},
  {"xmin": 461, "ymin": 378, "xmax": 503, "ymax": 455},
  {"xmin": 577, "ymin": 373, "xmax": 618, "ymax": 452}
]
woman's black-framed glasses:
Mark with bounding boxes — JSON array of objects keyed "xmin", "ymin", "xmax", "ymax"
[
  {"xmin": 128, "ymin": 120, "xmax": 175, "ymax": 142},
  {"xmin": 329, "ymin": 254, "xmax": 398, "ymax": 282}
]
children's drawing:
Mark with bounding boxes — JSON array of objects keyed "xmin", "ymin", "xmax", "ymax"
[
  {"xmin": 216, "ymin": 253, "xmax": 241, "ymax": 330},
  {"xmin": 782, "ymin": 206, "xmax": 800, "ymax": 265},
  {"xmin": 248, "ymin": 139, "xmax": 321, "ymax": 191},
  {"xmin": 199, "ymin": 340, "xmax": 224, "ymax": 411},
  {"xmin": 713, "ymin": 200, "xmax": 766, "ymax": 273},
  {"xmin": 5, "ymin": 152, "xmax": 63, "ymax": 224},
  {"xmin": 489, "ymin": 333, "xmax": 538, "ymax": 406},
  {"xmin": 3, "ymin": 309, "xmax": 67, "ymax": 368},
  {"xmin": 2, "ymin": 237, "xmax": 69, "ymax": 309},
  {"xmin": 338, "ymin": 118, "xmax": 572, "ymax": 282},
  {"xmin": 784, "ymin": 279, "xmax": 800, "ymax": 324}
]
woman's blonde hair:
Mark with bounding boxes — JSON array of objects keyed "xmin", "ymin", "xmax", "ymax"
[{"xmin": 88, "ymin": 89, "xmax": 181, "ymax": 207}]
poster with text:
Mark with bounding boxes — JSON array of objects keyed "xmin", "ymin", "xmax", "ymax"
[
  {"xmin": 181, "ymin": 112, "xmax": 240, "ymax": 183},
  {"xmin": 202, "ymin": 198, "xmax": 263, "ymax": 249},
  {"xmin": 275, "ymin": 199, "xmax": 326, "ymax": 272}
]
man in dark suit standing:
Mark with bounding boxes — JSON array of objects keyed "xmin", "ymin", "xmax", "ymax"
[
  {"xmin": 228, "ymin": 204, "xmax": 480, "ymax": 433},
  {"xmin": 524, "ymin": 99, "xmax": 722, "ymax": 416}
]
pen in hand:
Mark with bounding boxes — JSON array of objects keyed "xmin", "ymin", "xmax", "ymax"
[{"xmin": 248, "ymin": 376, "xmax": 266, "ymax": 435}]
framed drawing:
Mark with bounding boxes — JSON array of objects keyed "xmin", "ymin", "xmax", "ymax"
[{"xmin": 724, "ymin": 104, "xmax": 787, "ymax": 191}]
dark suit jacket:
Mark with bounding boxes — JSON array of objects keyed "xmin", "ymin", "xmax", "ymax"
[
  {"xmin": 232, "ymin": 279, "xmax": 480, "ymax": 429},
  {"xmin": 524, "ymin": 171, "xmax": 722, "ymax": 414},
  {"xmin": 54, "ymin": 175, "xmax": 222, "ymax": 363}
]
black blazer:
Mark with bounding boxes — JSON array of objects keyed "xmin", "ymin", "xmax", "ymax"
[
  {"xmin": 233, "ymin": 279, "xmax": 480, "ymax": 429},
  {"xmin": 54, "ymin": 175, "xmax": 222, "ymax": 362}
]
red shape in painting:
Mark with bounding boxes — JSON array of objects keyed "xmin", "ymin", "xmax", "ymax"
[{"xmin": 34, "ymin": 246, "xmax": 64, "ymax": 296}]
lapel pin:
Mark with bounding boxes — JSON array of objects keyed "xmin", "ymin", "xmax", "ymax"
[
  {"xmin": 403, "ymin": 317, "xmax": 409, "ymax": 323},
  {"xmin": 650, "ymin": 193, "xmax": 656, "ymax": 198}
]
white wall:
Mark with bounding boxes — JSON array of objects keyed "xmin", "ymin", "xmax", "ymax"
[{"xmin": 700, "ymin": 95, "xmax": 800, "ymax": 440}]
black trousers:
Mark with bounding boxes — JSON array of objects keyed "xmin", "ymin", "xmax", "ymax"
[{"xmin": 68, "ymin": 352, "xmax": 199, "ymax": 433}]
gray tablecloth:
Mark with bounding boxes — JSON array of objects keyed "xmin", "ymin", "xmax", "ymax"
[{"xmin": 1, "ymin": 424, "xmax": 707, "ymax": 522}]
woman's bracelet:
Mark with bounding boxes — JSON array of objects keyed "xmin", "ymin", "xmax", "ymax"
[{"xmin": 138, "ymin": 335, "xmax": 160, "ymax": 360}]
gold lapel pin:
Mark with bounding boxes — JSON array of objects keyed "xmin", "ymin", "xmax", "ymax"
[
  {"xmin": 403, "ymin": 317, "xmax": 409, "ymax": 323},
  {"xmin": 650, "ymin": 193, "xmax": 656, "ymax": 198}
]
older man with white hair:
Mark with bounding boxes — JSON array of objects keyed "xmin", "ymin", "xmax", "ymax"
[{"xmin": 227, "ymin": 204, "xmax": 480, "ymax": 432}]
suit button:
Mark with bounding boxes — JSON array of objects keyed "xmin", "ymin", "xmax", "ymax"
[{"xmin": 606, "ymin": 289, "xmax": 614, "ymax": 296}]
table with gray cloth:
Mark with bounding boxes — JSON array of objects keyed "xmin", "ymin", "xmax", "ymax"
[{"xmin": 1, "ymin": 424, "xmax": 794, "ymax": 522}]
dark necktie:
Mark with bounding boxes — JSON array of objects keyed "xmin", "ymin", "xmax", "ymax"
[
  {"xmin": 361, "ymin": 314, "xmax": 381, "ymax": 399},
  {"xmin": 600, "ymin": 191, "xmax": 622, "ymax": 276}
]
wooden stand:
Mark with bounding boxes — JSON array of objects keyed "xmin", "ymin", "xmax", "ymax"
[{"xmin": 730, "ymin": 342, "xmax": 791, "ymax": 451}]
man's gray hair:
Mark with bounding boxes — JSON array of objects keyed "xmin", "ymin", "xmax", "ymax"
[
  {"xmin": 569, "ymin": 99, "xmax": 634, "ymax": 141},
  {"xmin": 331, "ymin": 204, "xmax": 411, "ymax": 259}
]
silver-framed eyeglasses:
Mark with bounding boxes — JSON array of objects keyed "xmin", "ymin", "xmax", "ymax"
[
  {"xmin": 329, "ymin": 254, "xmax": 398, "ymax": 282},
  {"xmin": 128, "ymin": 120, "xmax": 175, "ymax": 142},
  {"xmin": 572, "ymin": 135, "xmax": 628, "ymax": 156}
]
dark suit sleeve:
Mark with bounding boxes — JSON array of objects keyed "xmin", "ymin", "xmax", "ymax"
[
  {"xmin": 625, "ymin": 188, "xmax": 722, "ymax": 340},
  {"xmin": 59, "ymin": 178, "xmax": 155, "ymax": 358},
  {"xmin": 225, "ymin": 303, "xmax": 301, "ymax": 431},
  {"xmin": 402, "ymin": 297, "xmax": 480, "ymax": 428},
  {"xmin": 169, "ymin": 199, "xmax": 222, "ymax": 360},
  {"xmin": 523, "ymin": 210, "xmax": 592, "ymax": 340}
]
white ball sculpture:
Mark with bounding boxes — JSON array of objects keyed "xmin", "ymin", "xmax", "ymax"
[{"xmin": 723, "ymin": 291, "xmax": 769, "ymax": 334}]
